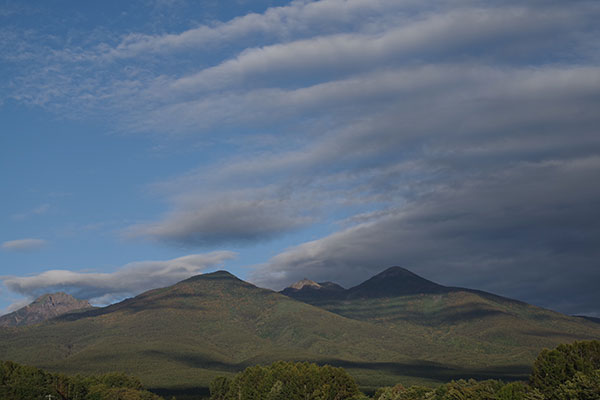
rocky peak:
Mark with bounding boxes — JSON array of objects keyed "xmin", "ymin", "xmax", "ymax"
[
  {"xmin": 0, "ymin": 292, "xmax": 92, "ymax": 327},
  {"xmin": 289, "ymin": 279, "xmax": 322, "ymax": 290}
]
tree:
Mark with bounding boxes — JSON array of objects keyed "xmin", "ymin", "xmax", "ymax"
[
  {"xmin": 556, "ymin": 369, "xmax": 600, "ymax": 400},
  {"xmin": 530, "ymin": 340, "xmax": 600, "ymax": 399},
  {"xmin": 210, "ymin": 361, "xmax": 361, "ymax": 400},
  {"xmin": 209, "ymin": 376, "xmax": 231, "ymax": 400}
]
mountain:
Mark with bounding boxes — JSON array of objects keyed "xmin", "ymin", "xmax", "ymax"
[
  {"xmin": 0, "ymin": 271, "xmax": 434, "ymax": 397},
  {"xmin": 282, "ymin": 266, "xmax": 600, "ymax": 365},
  {"xmin": 281, "ymin": 266, "xmax": 529, "ymax": 319},
  {"xmin": 0, "ymin": 269, "xmax": 599, "ymax": 399},
  {"xmin": 576, "ymin": 315, "xmax": 600, "ymax": 324},
  {"xmin": 346, "ymin": 266, "xmax": 448, "ymax": 298},
  {"xmin": 0, "ymin": 292, "xmax": 92, "ymax": 327},
  {"xmin": 280, "ymin": 278, "xmax": 345, "ymax": 301}
]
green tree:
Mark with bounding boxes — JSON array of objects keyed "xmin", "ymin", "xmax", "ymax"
[
  {"xmin": 211, "ymin": 361, "xmax": 361, "ymax": 400},
  {"xmin": 556, "ymin": 369, "xmax": 600, "ymax": 400},
  {"xmin": 209, "ymin": 376, "xmax": 231, "ymax": 400},
  {"xmin": 497, "ymin": 381, "xmax": 528, "ymax": 400},
  {"xmin": 0, "ymin": 359, "xmax": 162, "ymax": 400},
  {"xmin": 530, "ymin": 340, "xmax": 600, "ymax": 399}
]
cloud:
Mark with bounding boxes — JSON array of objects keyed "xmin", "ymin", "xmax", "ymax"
[
  {"xmin": 250, "ymin": 156, "xmax": 600, "ymax": 316},
  {"xmin": 1, "ymin": 251, "xmax": 236, "ymax": 305},
  {"xmin": 3, "ymin": 0, "xmax": 600, "ymax": 316},
  {"xmin": 1, "ymin": 298, "xmax": 32, "ymax": 315},
  {"xmin": 127, "ymin": 189, "xmax": 314, "ymax": 247},
  {"xmin": 1, "ymin": 239, "xmax": 47, "ymax": 252},
  {"xmin": 4, "ymin": 1, "xmax": 599, "ymax": 133},
  {"xmin": 103, "ymin": 0, "xmax": 409, "ymax": 59},
  {"xmin": 125, "ymin": 61, "xmax": 600, "ymax": 251},
  {"xmin": 166, "ymin": 6, "xmax": 590, "ymax": 93}
]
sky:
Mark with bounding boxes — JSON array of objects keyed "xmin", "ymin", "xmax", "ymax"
[{"xmin": 1, "ymin": 0, "xmax": 599, "ymax": 317}]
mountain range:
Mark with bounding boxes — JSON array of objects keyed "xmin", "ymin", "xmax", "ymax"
[{"xmin": 0, "ymin": 267, "xmax": 598, "ymax": 399}]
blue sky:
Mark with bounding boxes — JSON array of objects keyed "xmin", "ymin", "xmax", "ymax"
[{"xmin": 1, "ymin": 0, "xmax": 600, "ymax": 316}]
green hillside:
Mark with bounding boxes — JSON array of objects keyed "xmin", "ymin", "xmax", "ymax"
[
  {"xmin": 0, "ymin": 272, "xmax": 438, "ymax": 396},
  {"xmin": 283, "ymin": 267, "xmax": 600, "ymax": 370},
  {"xmin": 0, "ymin": 269, "xmax": 599, "ymax": 398}
]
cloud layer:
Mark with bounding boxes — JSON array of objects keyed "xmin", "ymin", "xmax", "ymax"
[
  {"xmin": 1, "ymin": 252, "xmax": 236, "ymax": 307},
  {"xmin": 2, "ymin": 0, "xmax": 600, "ymax": 315}
]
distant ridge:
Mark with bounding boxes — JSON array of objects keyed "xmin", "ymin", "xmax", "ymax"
[
  {"xmin": 280, "ymin": 266, "xmax": 599, "ymax": 337},
  {"xmin": 280, "ymin": 266, "xmax": 447, "ymax": 300},
  {"xmin": 0, "ymin": 292, "xmax": 92, "ymax": 327}
]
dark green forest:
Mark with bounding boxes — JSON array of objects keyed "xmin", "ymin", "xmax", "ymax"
[
  {"xmin": 0, "ymin": 362, "xmax": 161, "ymax": 400},
  {"xmin": 2, "ymin": 340, "xmax": 599, "ymax": 400},
  {"xmin": 208, "ymin": 341, "xmax": 600, "ymax": 399}
]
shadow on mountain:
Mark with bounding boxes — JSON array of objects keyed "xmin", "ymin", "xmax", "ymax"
[
  {"xmin": 55, "ymin": 293, "xmax": 207, "ymax": 321},
  {"xmin": 323, "ymin": 301, "xmax": 511, "ymax": 325},
  {"xmin": 143, "ymin": 348, "xmax": 531, "ymax": 382},
  {"xmin": 321, "ymin": 359, "xmax": 531, "ymax": 382},
  {"xmin": 143, "ymin": 350, "xmax": 244, "ymax": 372},
  {"xmin": 521, "ymin": 329, "xmax": 598, "ymax": 340},
  {"xmin": 147, "ymin": 358, "xmax": 532, "ymax": 400}
]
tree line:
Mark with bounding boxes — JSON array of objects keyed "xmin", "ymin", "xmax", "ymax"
[
  {"xmin": 2, "ymin": 340, "xmax": 598, "ymax": 399},
  {"xmin": 0, "ymin": 361, "xmax": 161, "ymax": 400},
  {"xmin": 210, "ymin": 340, "xmax": 600, "ymax": 400}
]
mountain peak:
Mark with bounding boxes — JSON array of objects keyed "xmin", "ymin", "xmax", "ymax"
[
  {"xmin": 33, "ymin": 292, "xmax": 76, "ymax": 305},
  {"xmin": 371, "ymin": 266, "xmax": 442, "ymax": 283},
  {"xmin": 346, "ymin": 266, "xmax": 447, "ymax": 298},
  {"xmin": 289, "ymin": 278, "xmax": 321, "ymax": 290},
  {"xmin": 0, "ymin": 292, "xmax": 92, "ymax": 327},
  {"xmin": 181, "ymin": 270, "xmax": 239, "ymax": 284},
  {"xmin": 280, "ymin": 278, "xmax": 345, "ymax": 301}
]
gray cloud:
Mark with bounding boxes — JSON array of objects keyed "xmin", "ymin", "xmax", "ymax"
[
  {"xmin": 250, "ymin": 156, "xmax": 600, "ymax": 316},
  {"xmin": 1, "ymin": 252, "xmax": 236, "ymax": 305},
  {"xmin": 127, "ymin": 62, "xmax": 600, "ymax": 251},
  {"xmin": 1, "ymin": 239, "xmax": 47, "ymax": 252},
  {"xmin": 127, "ymin": 189, "xmax": 314, "ymax": 247},
  {"xmin": 3, "ymin": 0, "xmax": 600, "ymax": 315}
]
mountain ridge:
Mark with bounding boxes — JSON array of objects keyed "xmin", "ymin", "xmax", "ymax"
[
  {"xmin": 1, "ymin": 267, "xmax": 599, "ymax": 398},
  {"xmin": 281, "ymin": 266, "xmax": 526, "ymax": 305}
]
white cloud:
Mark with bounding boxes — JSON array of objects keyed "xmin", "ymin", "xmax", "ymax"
[
  {"xmin": 1, "ymin": 252, "xmax": 237, "ymax": 304},
  {"xmin": 1, "ymin": 239, "xmax": 47, "ymax": 252},
  {"xmin": 6, "ymin": 1, "xmax": 598, "ymax": 133},
  {"xmin": 103, "ymin": 0, "xmax": 409, "ymax": 59},
  {"xmin": 0, "ymin": 298, "xmax": 32, "ymax": 316}
]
